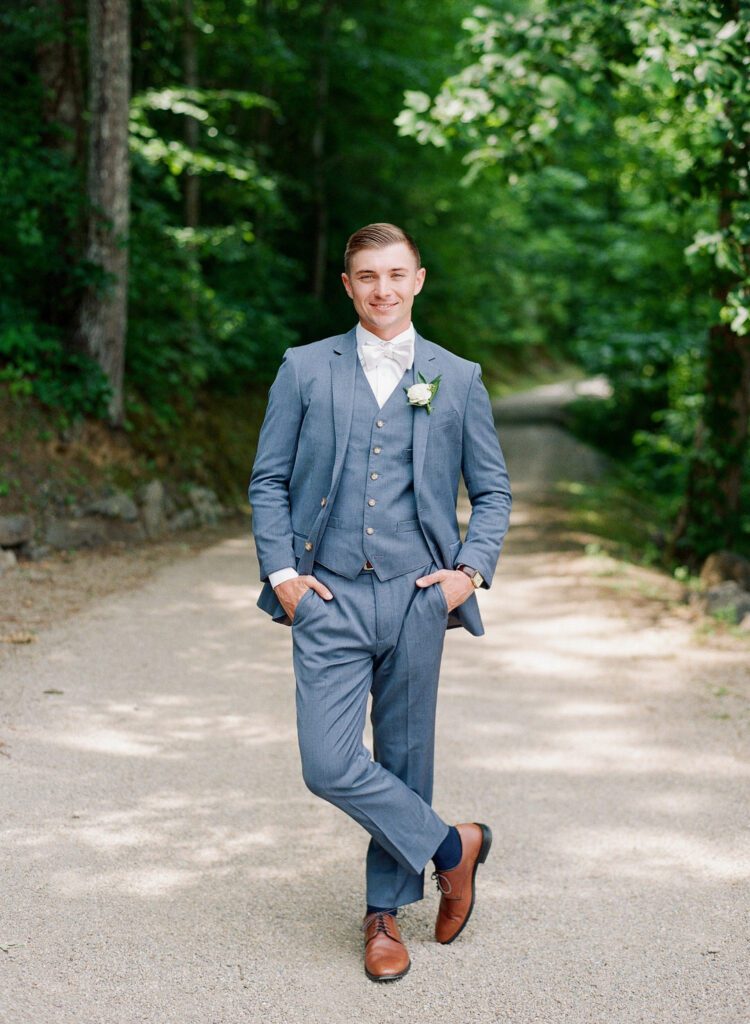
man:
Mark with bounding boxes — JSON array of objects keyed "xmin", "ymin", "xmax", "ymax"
[{"xmin": 248, "ymin": 222, "xmax": 511, "ymax": 981}]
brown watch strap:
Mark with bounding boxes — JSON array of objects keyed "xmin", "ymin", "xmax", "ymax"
[{"xmin": 456, "ymin": 563, "xmax": 483, "ymax": 587}]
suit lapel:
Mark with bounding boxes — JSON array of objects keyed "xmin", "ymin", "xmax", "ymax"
[
  {"xmin": 411, "ymin": 331, "xmax": 437, "ymax": 500},
  {"xmin": 297, "ymin": 328, "xmax": 357, "ymax": 572},
  {"xmin": 328, "ymin": 326, "xmax": 358, "ymax": 498}
]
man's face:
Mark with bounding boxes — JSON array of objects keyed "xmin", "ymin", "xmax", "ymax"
[{"xmin": 341, "ymin": 242, "xmax": 426, "ymax": 340}]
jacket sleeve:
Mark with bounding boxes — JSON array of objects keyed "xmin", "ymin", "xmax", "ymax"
[
  {"xmin": 453, "ymin": 362, "xmax": 512, "ymax": 588},
  {"xmin": 248, "ymin": 348, "xmax": 303, "ymax": 581}
]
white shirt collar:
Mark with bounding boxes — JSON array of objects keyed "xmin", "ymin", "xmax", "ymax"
[{"xmin": 356, "ymin": 322, "xmax": 415, "ymax": 350}]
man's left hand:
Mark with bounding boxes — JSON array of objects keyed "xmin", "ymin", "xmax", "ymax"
[{"xmin": 415, "ymin": 568, "xmax": 475, "ymax": 613}]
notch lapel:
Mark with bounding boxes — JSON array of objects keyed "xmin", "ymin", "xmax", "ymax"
[
  {"xmin": 296, "ymin": 327, "xmax": 357, "ymax": 576},
  {"xmin": 411, "ymin": 331, "xmax": 437, "ymax": 500},
  {"xmin": 330, "ymin": 326, "xmax": 358, "ymax": 485}
]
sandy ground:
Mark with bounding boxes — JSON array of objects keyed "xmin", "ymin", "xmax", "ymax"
[
  {"xmin": 0, "ymin": 522, "xmax": 247, "ymax": 645},
  {"xmin": 1, "ymin": 410, "xmax": 749, "ymax": 1024}
]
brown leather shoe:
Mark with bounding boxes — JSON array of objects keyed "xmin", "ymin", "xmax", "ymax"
[
  {"xmin": 433, "ymin": 822, "xmax": 492, "ymax": 944},
  {"xmin": 363, "ymin": 911, "xmax": 410, "ymax": 982}
]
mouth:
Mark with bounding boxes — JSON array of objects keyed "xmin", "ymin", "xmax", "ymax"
[{"xmin": 370, "ymin": 302, "xmax": 398, "ymax": 313}]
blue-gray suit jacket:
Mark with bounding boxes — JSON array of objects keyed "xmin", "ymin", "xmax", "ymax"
[{"xmin": 248, "ymin": 326, "xmax": 512, "ymax": 636}]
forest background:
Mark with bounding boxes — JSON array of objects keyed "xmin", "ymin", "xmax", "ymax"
[{"xmin": 1, "ymin": 0, "xmax": 748, "ymax": 571}]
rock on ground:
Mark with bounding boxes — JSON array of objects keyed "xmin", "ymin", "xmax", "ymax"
[
  {"xmin": 0, "ymin": 514, "xmax": 33, "ymax": 548},
  {"xmin": 140, "ymin": 480, "xmax": 167, "ymax": 540}
]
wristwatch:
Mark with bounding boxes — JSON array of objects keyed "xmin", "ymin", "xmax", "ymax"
[{"xmin": 456, "ymin": 564, "xmax": 484, "ymax": 589}]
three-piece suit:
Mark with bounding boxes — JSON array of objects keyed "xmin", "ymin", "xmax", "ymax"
[{"xmin": 248, "ymin": 325, "xmax": 511, "ymax": 908}]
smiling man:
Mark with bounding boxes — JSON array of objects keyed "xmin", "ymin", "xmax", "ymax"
[{"xmin": 248, "ymin": 222, "xmax": 512, "ymax": 982}]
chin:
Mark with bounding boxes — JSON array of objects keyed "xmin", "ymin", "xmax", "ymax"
[{"xmin": 369, "ymin": 311, "xmax": 403, "ymax": 328}]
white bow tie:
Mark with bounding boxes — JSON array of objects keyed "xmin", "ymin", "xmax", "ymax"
[{"xmin": 360, "ymin": 336, "xmax": 414, "ymax": 374}]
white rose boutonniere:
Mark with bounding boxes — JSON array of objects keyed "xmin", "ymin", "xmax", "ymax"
[{"xmin": 405, "ymin": 371, "xmax": 442, "ymax": 414}]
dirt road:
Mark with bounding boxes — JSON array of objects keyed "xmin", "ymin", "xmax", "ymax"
[{"xmin": 1, "ymin": 390, "xmax": 748, "ymax": 1024}]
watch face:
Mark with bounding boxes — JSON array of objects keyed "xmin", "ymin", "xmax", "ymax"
[{"xmin": 472, "ymin": 571, "xmax": 483, "ymax": 588}]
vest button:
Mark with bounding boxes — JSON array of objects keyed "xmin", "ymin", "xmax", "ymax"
[
  {"xmin": 366, "ymin": 527, "xmax": 374, "ymax": 535},
  {"xmin": 304, "ymin": 541, "xmax": 313, "ymax": 551},
  {"xmin": 376, "ymin": 419, "xmax": 384, "ymax": 428},
  {"xmin": 370, "ymin": 472, "xmax": 379, "ymax": 480},
  {"xmin": 368, "ymin": 498, "xmax": 376, "ymax": 506},
  {"xmin": 373, "ymin": 446, "xmax": 382, "ymax": 454},
  {"xmin": 320, "ymin": 497, "xmax": 327, "ymax": 506}
]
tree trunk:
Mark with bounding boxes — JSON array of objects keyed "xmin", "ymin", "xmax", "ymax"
[
  {"xmin": 76, "ymin": 0, "xmax": 131, "ymax": 426},
  {"xmin": 35, "ymin": 0, "xmax": 86, "ymax": 167},
  {"xmin": 668, "ymin": 46, "xmax": 750, "ymax": 564},
  {"xmin": 255, "ymin": 0, "xmax": 275, "ymax": 153},
  {"xmin": 663, "ymin": 0, "xmax": 745, "ymax": 565},
  {"xmin": 311, "ymin": 1, "xmax": 334, "ymax": 301},
  {"xmin": 668, "ymin": 313, "xmax": 750, "ymax": 565},
  {"xmin": 35, "ymin": 0, "xmax": 87, "ymax": 335},
  {"xmin": 183, "ymin": 0, "xmax": 200, "ymax": 228}
]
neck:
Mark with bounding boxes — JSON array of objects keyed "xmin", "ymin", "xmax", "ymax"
[{"xmin": 359, "ymin": 319, "xmax": 412, "ymax": 342}]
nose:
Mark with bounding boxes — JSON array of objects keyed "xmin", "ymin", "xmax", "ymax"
[{"xmin": 374, "ymin": 277, "xmax": 394, "ymax": 298}]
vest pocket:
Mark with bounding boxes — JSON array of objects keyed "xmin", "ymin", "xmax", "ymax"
[
  {"xmin": 326, "ymin": 515, "xmax": 359, "ymax": 530},
  {"xmin": 396, "ymin": 518, "xmax": 421, "ymax": 533}
]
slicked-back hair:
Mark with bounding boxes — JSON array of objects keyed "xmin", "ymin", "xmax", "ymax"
[{"xmin": 344, "ymin": 222, "xmax": 421, "ymax": 275}]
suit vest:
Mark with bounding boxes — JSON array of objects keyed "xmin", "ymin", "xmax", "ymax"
[{"xmin": 313, "ymin": 354, "xmax": 433, "ymax": 580}]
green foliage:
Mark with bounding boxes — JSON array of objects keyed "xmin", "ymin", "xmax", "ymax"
[
  {"xmin": 126, "ymin": 197, "xmax": 299, "ymax": 421},
  {"xmin": 5, "ymin": 0, "xmax": 749, "ymax": 535},
  {"xmin": 399, "ymin": 0, "xmax": 750, "ymax": 559},
  {"xmin": 0, "ymin": 321, "xmax": 110, "ymax": 420}
]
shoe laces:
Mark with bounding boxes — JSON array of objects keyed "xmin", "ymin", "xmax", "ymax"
[
  {"xmin": 364, "ymin": 911, "xmax": 398, "ymax": 940},
  {"xmin": 431, "ymin": 869, "xmax": 453, "ymax": 895}
]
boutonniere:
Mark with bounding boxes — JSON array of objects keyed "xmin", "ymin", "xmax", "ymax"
[{"xmin": 404, "ymin": 372, "xmax": 442, "ymax": 414}]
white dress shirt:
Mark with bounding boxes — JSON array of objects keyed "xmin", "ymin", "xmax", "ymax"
[{"xmin": 267, "ymin": 323, "xmax": 415, "ymax": 590}]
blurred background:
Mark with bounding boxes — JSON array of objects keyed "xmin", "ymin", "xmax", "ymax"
[{"xmin": 1, "ymin": 0, "xmax": 748, "ymax": 582}]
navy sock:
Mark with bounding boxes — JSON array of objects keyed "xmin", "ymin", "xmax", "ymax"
[
  {"xmin": 366, "ymin": 904, "xmax": 397, "ymax": 917},
  {"xmin": 432, "ymin": 825, "xmax": 462, "ymax": 872}
]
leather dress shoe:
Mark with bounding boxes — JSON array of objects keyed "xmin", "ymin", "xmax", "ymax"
[
  {"xmin": 432, "ymin": 822, "xmax": 492, "ymax": 944},
  {"xmin": 362, "ymin": 911, "xmax": 410, "ymax": 982}
]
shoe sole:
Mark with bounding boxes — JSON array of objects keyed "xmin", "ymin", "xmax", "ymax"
[
  {"xmin": 438, "ymin": 822, "xmax": 493, "ymax": 945},
  {"xmin": 365, "ymin": 960, "xmax": 411, "ymax": 983}
]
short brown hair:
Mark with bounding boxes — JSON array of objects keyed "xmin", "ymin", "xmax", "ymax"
[{"xmin": 344, "ymin": 222, "xmax": 421, "ymax": 275}]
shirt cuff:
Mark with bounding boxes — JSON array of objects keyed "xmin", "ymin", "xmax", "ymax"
[{"xmin": 268, "ymin": 566, "xmax": 299, "ymax": 589}]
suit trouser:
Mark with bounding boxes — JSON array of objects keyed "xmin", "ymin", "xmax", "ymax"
[{"xmin": 291, "ymin": 558, "xmax": 451, "ymax": 909}]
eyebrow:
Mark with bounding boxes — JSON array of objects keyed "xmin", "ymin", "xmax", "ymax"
[{"xmin": 354, "ymin": 267, "xmax": 410, "ymax": 276}]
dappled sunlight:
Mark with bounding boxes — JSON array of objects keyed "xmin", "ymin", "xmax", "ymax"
[
  {"xmin": 54, "ymin": 866, "xmax": 203, "ymax": 897},
  {"xmin": 3, "ymin": 531, "xmax": 748, "ymax": 1023},
  {"xmin": 39, "ymin": 698, "xmax": 298, "ymax": 760},
  {"xmin": 2, "ymin": 780, "xmax": 365, "ymax": 902},
  {"xmin": 50, "ymin": 727, "xmax": 169, "ymax": 758},
  {"xmin": 638, "ymin": 789, "xmax": 720, "ymax": 815},
  {"xmin": 558, "ymin": 826, "xmax": 750, "ymax": 882},
  {"xmin": 541, "ymin": 700, "xmax": 634, "ymax": 719},
  {"xmin": 200, "ymin": 581, "xmax": 262, "ymax": 610},
  {"xmin": 468, "ymin": 739, "xmax": 748, "ymax": 778}
]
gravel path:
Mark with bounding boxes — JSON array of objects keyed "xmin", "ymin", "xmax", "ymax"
[{"xmin": 1, "ymin": 406, "xmax": 749, "ymax": 1023}]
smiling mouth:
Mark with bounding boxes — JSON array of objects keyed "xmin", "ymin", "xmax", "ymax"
[{"xmin": 370, "ymin": 302, "xmax": 398, "ymax": 312}]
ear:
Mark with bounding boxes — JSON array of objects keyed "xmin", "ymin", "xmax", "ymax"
[
  {"xmin": 414, "ymin": 266, "xmax": 426, "ymax": 295},
  {"xmin": 341, "ymin": 272, "xmax": 354, "ymax": 298}
]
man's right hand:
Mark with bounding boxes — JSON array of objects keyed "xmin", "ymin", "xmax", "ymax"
[{"xmin": 274, "ymin": 574, "xmax": 334, "ymax": 621}]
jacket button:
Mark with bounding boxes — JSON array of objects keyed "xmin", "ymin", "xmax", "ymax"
[
  {"xmin": 373, "ymin": 446, "xmax": 382, "ymax": 454},
  {"xmin": 320, "ymin": 497, "xmax": 327, "ymax": 506},
  {"xmin": 366, "ymin": 527, "xmax": 374, "ymax": 535},
  {"xmin": 370, "ymin": 472, "xmax": 379, "ymax": 480},
  {"xmin": 368, "ymin": 498, "xmax": 376, "ymax": 507},
  {"xmin": 376, "ymin": 419, "xmax": 384, "ymax": 428},
  {"xmin": 304, "ymin": 541, "xmax": 313, "ymax": 551}
]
